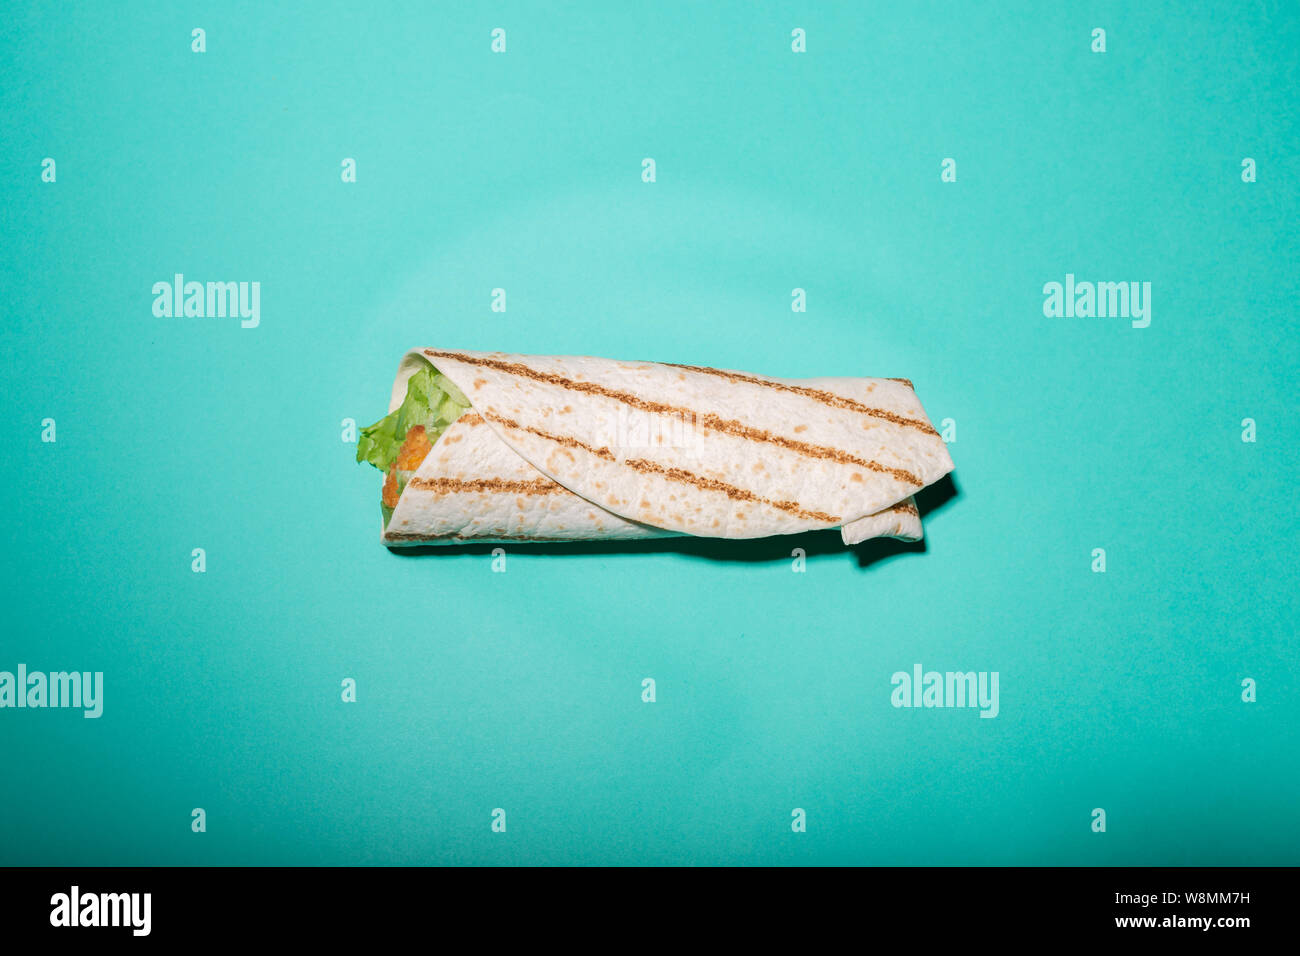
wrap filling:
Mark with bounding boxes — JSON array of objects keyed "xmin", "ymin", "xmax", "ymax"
[{"xmin": 356, "ymin": 361, "xmax": 471, "ymax": 526}]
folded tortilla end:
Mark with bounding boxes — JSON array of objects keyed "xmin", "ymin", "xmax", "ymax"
[{"xmin": 840, "ymin": 497, "xmax": 923, "ymax": 545}]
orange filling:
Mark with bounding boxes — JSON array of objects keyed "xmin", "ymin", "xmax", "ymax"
[
  {"xmin": 383, "ymin": 426, "xmax": 435, "ymax": 510},
  {"xmin": 395, "ymin": 425, "xmax": 433, "ymax": 471},
  {"xmin": 382, "ymin": 467, "xmax": 400, "ymax": 509}
]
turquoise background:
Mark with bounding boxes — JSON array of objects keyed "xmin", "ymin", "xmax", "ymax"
[{"xmin": 1, "ymin": 1, "xmax": 1297, "ymax": 865}]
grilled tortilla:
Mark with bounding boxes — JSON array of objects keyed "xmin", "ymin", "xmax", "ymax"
[{"xmin": 359, "ymin": 349, "xmax": 953, "ymax": 547}]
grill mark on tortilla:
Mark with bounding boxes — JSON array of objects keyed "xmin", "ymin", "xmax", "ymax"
[
  {"xmin": 658, "ymin": 363, "xmax": 934, "ymax": 434},
  {"xmin": 622, "ymin": 458, "xmax": 840, "ymax": 524},
  {"xmin": 408, "ymin": 476, "xmax": 560, "ymax": 495},
  {"xmin": 384, "ymin": 531, "xmax": 577, "ymax": 543},
  {"xmin": 427, "ymin": 350, "xmax": 922, "ymax": 485},
  {"xmin": 457, "ymin": 412, "xmax": 484, "ymax": 426},
  {"xmin": 481, "ymin": 411, "xmax": 618, "ymax": 462},
  {"xmin": 481, "ymin": 411, "xmax": 840, "ymax": 524},
  {"xmin": 880, "ymin": 499, "xmax": 919, "ymax": 516}
]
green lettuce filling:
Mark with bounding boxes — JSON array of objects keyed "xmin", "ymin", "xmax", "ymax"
[
  {"xmin": 357, "ymin": 363, "xmax": 472, "ymax": 525},
  {"xmin": 357, "ymin": 363, "xmax": 471, "ymax": 473}
]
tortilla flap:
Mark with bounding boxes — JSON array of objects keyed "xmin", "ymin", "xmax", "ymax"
[{"xmin": 384, "ymin": 412, "xmax": 674, "ymax": 545}]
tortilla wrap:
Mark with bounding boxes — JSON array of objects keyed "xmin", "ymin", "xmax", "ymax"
[{"xmin": 375, "ymin": 349, "xmax": 953, "ymax": 547}]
